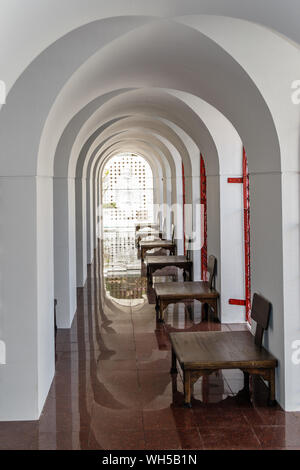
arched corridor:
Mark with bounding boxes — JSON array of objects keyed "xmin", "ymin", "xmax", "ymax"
[{"xmin": 0, "ymin": 0, "xmax": 300, "ymax": 451}]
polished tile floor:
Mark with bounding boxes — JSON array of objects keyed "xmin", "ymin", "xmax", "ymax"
[{"xmin": 1, "ymin": 232, "xmax": 300, "ymax": 450}]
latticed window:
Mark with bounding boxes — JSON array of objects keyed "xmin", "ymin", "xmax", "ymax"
[{"xmin": 102, "ymin": 154, "xmax": 154, "ymax": 229}]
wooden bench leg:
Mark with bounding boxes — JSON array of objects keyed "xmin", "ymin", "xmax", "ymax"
[
  {"xmin": 159, "ymin": 300, "xmax": 165, "ymax": 323},
  {"xmin": 147, "ymin": 266, "xmax": 153, "ymax": 285},
  {"xmin": 170, "ymin": 348, "xmax": 178, "ymax": 374},
  {"xmin": 202, "ymin": 303, "xmax": 209, "ymax": 321},
  {"xmin": 183, "ymin": 370, "xmax": 192, "ymax": 408},
  {"xmin": 268, "ymin": 368, "xmax": 276, "ymax": 406},
  {"xmin": 243, "ymin": 371, "xmax": 250, "ymax": 393},
  {"xmin": 187, "ymin": 303, "xmax": 193, "ymax": 321},
  {"xmin": 155, "ymin": 296, "xmax": 160, "ymax": 322},
  {"xmin": 212, "ymin": 298, "xmax": 219, "ymax": 322}
]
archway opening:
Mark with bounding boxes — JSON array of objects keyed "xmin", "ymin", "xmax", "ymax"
[{"xmin": 101, "ymin": 153, "xmax": 155, "ymax": 303}]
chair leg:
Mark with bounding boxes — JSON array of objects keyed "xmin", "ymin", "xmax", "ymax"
[
  {"xmin": 212, "ymin": 299, "xmax": 219, "ymax": 322},
  {"xmin": 268, "ymin": 368, "xmax": 276, "ymax": 406},
  {"xmin": 155, "ymin": 297, "xmax": 160, "ymax": 321},
  {"xmin": 202, "ymin": 303, "xmax": 209, "ymax": 321},
  {"xmin": 170, "ymin": 348, "xmax": 178, "ymax": 374},
  {"xmin": 243, "ymin": 371, "xmax": 250, "ymax": 393},
  {"xmin": 159, "ymin": 301, "xmax": 164, "ymax": 323},
  {"xmin": 183, "ymin": 371, "xmax": 192, "ymax": 408},
  {"xmin": 187, "ymin": 303, "xmax": 193, "ymax": 320}
]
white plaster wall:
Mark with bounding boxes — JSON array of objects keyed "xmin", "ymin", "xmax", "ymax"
[
  {"xmin": 37, "ymin": 177, "xmax": 55, "ymax": 414},
  {"xmin": 219, "ymin": 175, "xmax": 245, "ymax": 323},
  {"xmin": 86, "ymin": 175, "xmax": 94, "ymax": 265},
  {"xmin": 53, "ymin": 177, "xmax": 77, "ymax": 328},
  {"xmin": 76, "ymin": 178, "xmax": 87, "ymax": 287},
  {"xmin": 0, "ymin": 177, "xmax": 54, "ymax": 420},
  {"xmin": 250, "ymin": 172, "xmax": 285, "ymax": 405},
  {"xmin": 282, "ymin": 172, "xmax": 300, "ymax": 410},
  {"xmin": 206, "ymin": 174, "xmax": 221, "ymax": 296}
]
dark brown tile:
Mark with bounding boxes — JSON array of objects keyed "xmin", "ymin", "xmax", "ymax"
[
  {"xmin": 143, "ymin": 406, "xmax": 197, "ymax": 430},
  {"xmin": 0, "ymin": 422, "xmax": 38, "ymax": 450},
  {"xmin": 31, "ymin": 430, "xmax": 90, "ymax": 450},
  {"xmin": 178, "ymin": 428, "xmax": 204, "ymax": 450},
  {"xmin": 227, "ymin": 323, "xmax": 249, "ymax": 331},
  {"xmin": 97, "ymin": 359, "xmax": 137, "ymax": 371},
  {"xmin": 193, "ymin": 407, "xmax": 249, "ymax": 427},
  {"xmin": 253, "ymin": 425, "xmax": 300, "ymax": 448},
  {"xmin": 255, "ymin": 408, "xmax": 300, "ymax": 426},
  {"xmin": 199, "ymin": 426, "xmax": 261, "ymax": 450},
  {"xmin": 90, "ymin": 406, "xmax": 143, "ymax": 432},
  {"xmin": 89, "ymin": 429, "xmax": 145, "ymax": 450},
  {"xmin": 144, "ymin": 429, "xmax": 182, "ymax": 450}
]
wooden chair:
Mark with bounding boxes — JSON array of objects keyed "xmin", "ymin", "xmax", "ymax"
[
  {"xmin": 145, "ymin": 238, "xmax": 193, "ymax": 285},
  {"xmin": 140, "ymin": 224, "xmax": 176, "ymax": 262},
  {"xmin": 154, "ymin": 255, "xmax": 219, "ymax": 322},
  {"xmin": 169, "ymin": 293, "xmax": 278, "ymax": 408}
]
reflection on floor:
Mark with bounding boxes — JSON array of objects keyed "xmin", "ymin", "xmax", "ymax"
[{"xmin": 1, "ymin": 235, "xmax": 300, "ymax": 450}]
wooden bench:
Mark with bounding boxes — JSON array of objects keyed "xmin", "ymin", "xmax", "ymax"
[
  {"xmin": 154, "ymin": 255, "xmax": 219, "ymax": 322},
  {"xmin": 169, "ymin": 293, "xmax": 278, "ymax": 408},
  {"xmin": 140, "ymin": 224, "xmax": 176, "ymax": 262},
  {"xmin": 145, "ymin": 239, "xmax": 193, "ymax": 285}
]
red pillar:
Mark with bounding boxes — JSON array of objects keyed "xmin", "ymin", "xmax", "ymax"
[
  {"xmin": 243, "ymin": 148, "xmax": 251, "ymax": 323},
  {"xmin": 200, "ymin": 155, "xmax": 208, "ymax": 281}
]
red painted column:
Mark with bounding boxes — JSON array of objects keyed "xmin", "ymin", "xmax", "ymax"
[
  {"xmin": 228, "ymin": 149, "xmax": 251, "ymax": 322},
  {"xmin": 200, "ymin": 155, "xmax": 208, "ymax": 281},
  {"xmin": 243, "ymin": 148, "xmax": 251, "ymax": 323}
]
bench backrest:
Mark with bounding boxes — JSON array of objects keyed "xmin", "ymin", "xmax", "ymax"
[
  {"xmin": 207, "ymin": 255, "xmax": 217, "ymax": 289},
  {"xmin": 251, "ymin": 293, "xmax": 272, "ymax": 347}
]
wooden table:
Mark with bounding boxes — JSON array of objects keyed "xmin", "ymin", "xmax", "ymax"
[
  {"xmin": 154, "ymin": 281, "xmax": 219, "ymax": 322},
  {"xmin": 135, "ymin": 222, "xmax": 159, "ymax": 233},
  {"xmin": 170, "ymin": 330, "xmax": 278, "ymax": 408},
  {"xmin": 140, "ymin": 240, "xmax": 176, "ymax": 262},
  {"xmin": 146, "ymin": 256, "xmax": 193, "ymax": 285}
]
